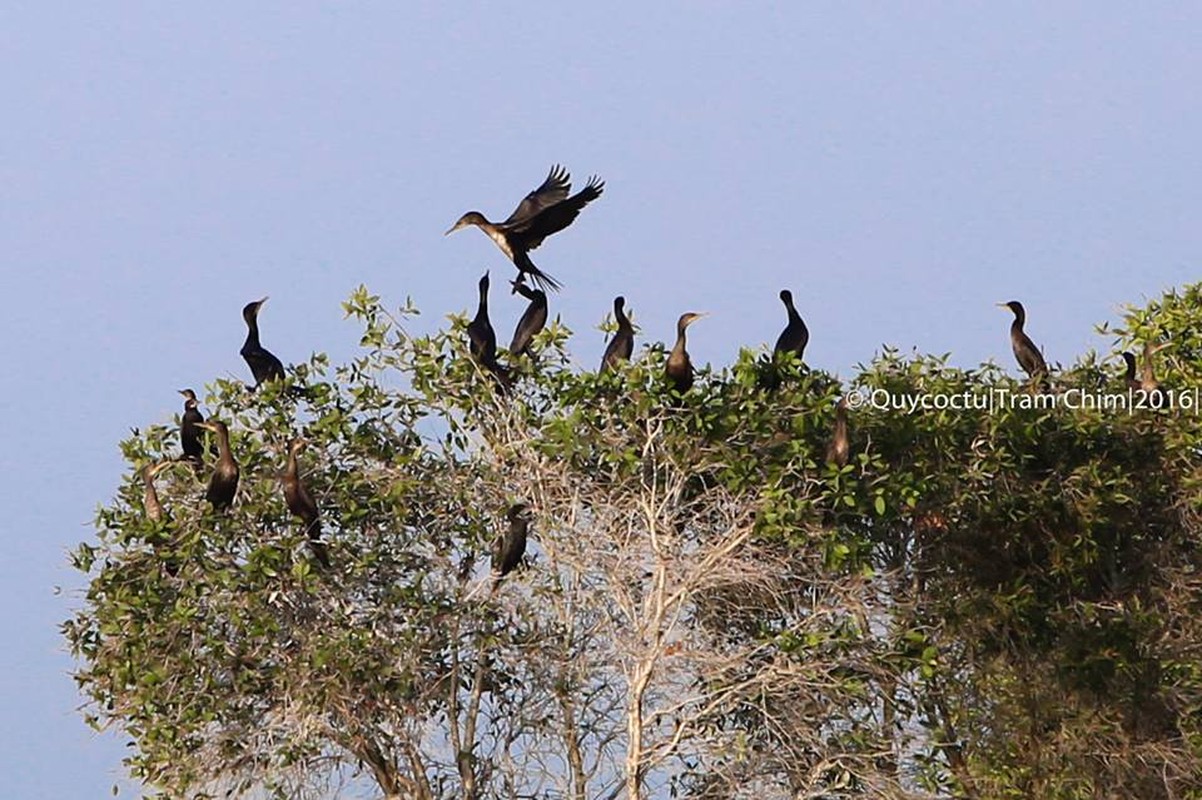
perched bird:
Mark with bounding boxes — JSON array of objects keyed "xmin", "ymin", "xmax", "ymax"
[
  {"xmin": 773, "ymin": 289, "xmax": 809, "ymax": 363},
  {"xmin": 508, "ymin": 277, "xmax": 547, "ymax": 357},
  {"xmin": 179, "ymin": 389, "xmax": 207, "ymax": 475},
  {"xmin": 1121, "ymin": 352, "xmax": 1141, "ymax": 392},
  {"xmin": 446, "ymin": 165, "xmax": 605, "ymax": 292},
  {"xmin": 826, "ymin": 397, "xmax": 850, "ymax": 468},
  {"xmin": 468, "ymin": 272, "xmax": 498, "ymax": 367},
  {"xmin": 241, "ymin": 297, "xmax": 286, "ymax": 388},
  {"xmin": 281, "ymin": 439, "xmax": 329, "ymax": 567},
  {"xmin": 142, "ymin": 461, "xmax": 173, "ymax": 523},
  {"xmin": 466, "ymin": 272, "xmax": 511, "ymax": 390},
  {"xmin": 998, "ymin": 301, "xmax": 1048, "ymax": 387},
  {"xmin": 1140, "ymin": 342, "xmax": 1166, "ymax": 395},
  {"xmin": 196, "ymin": 420, "xmax": 239, "ymax": 511},
  {"xmin": 492, "ymin": 503, "xmax": 531, "ymax": 588},
  {"xmin": 600, "ymin": 296, "xmax": 635, "ymax": 372},
  {"xmin": 666, "ymin": 312, "xmax": 707, "ymax": 394}
]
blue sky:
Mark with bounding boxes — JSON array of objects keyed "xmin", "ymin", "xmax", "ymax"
[{"xmin": 1, "ymin": 4, "xmax": 1199, "ymax": 796}]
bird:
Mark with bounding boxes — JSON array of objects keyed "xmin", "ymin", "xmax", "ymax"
[
  {"xmin": 178, "ymin": 389, "xmax": 207, "ymax": 475},
  {"xmin": 773, "ymin": 289, "xmax": 809, "ymax": 363},
  {"xmin": 826, "ymin": 397, "xmax": 850, "ymax": 468},
  {"xmin": 446, "ymin": 164, "xmax": 605, "ymax": 292},
  {"xmin": 1121, "ymin": 352, "xmax": 1142, "ymax": 392},
  {"xmin": 466, "ymin": 272, "xmax": 511, "ymax": 391},
  {"xmin": 492, "ymin": 503, "xmax": 531, "ymax": 588},
  {"xmin": 468, "ymin": 271, "xmax": 498, "ymax": 367},
  {"xmin": 195, "ymin": 420, "xmax": 239, "ymax": 511},
  {"xmin": 666, "ymin": 312, "xmax": 707, "ymax": 394},
  {"xmin": 281, "ymin": 439, "xmax": 329, "ymax": 567},
  {"xmin": 1137, "ymin": 342, "xmax": 1168, "ymax": 406},
  {"xmin": 998, "ymin": 301, "xmax": 1048, "ymax": 388},
  {"xmin": 508, "ymin": 277, "xmax": 547, "ymax": 358},
  {"xmin": 142, "ymin": 461, "xmax": 173, "ymax": 523},
  {"xmin": 241, "ymin": 297, "xmax": 286, "ymax": 389},
  {"xmin": 600, "ymin": 296, "xmax": 635, "ymax": 372}
]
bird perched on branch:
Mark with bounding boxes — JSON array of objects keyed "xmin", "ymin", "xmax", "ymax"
[
  {"xmin": 196, "ymin": 420, "xmax": 239, "ymax": 511},
  {"xmin": 666, "ymin": 312, "xmax": 707, "ymax": 394},
  {"xmin": 241, "ymin": 297, "xmax": 286, "ymax": 389},
  {"xmin": 826, "ymin": 397, "xmax": 850, "ymax": 468},
  {"xmin": 773, "ymin": 289, "xmax": 809, "ymax": 364},
  {"xmin": 178, "ymin": 389, "xmax": 207, "ymax": 475},
  {"xmin": 446, "ymin": 164, "xmax": 604, "ymax": 292},
  {"xmin": 600, "ymin": 296, "xmax": 635, "ymax": 373},
  {"xmin": 466, "ymin": 272, "xmax": 511, "ymax": 391},
  {"xmin": 281, "ymin": 438, "xmax": 328, "ymax": 567},
  {"xmin": 508, "ymin": 277, "xmax": 547, "ymax": 358},
  {"xmin": 998, "ymin": 301, "xmax": 1048, "ymax": 389},
  {"xmin": 492, "ymin": 503, "xmax": 531, "ymax": 588}
]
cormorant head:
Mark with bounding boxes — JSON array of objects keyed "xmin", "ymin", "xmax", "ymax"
[
  {"xmin": 506, "ymin": 502, "xmax": 532, "ymax": 523},
  {"xmin": 287, "ymin": 438, "xmax": 308, "ymax": 457},
  {"xmin": 196, "ymin": 420, "xmax": 228, "ymax": 437},
  {"xmin": 614, "ymin": 296, "xmax": 626, "ymax": 315},
  {"xmin": 779, "ymin": 289, "xmax": 794, "ymax": 306},
  {"xmin": 677, "ymin": 311, "xmax": 707, "ymax": 334},
  {"xmin": 142, "ymin": 461, "xmax": 172, "ymax": 481},
  {"xmin": 446, "ymin": 212, "xmax": 487, "ymax": 235},
  {"xmin": 1121, "ymin": 351, "xmax": 1137, "ymax": 377},
  {"xmin": 478, "ymin": 271, "xmax": 490, "ymax": 294},
  {"xmin": 179, "ymin": 388, "xmax": 198, "ymax": 408},
  {"xmin": 243, "ymin": 297, "xmax": 268, "ymax": 324},
  {"xmin": 997, "ymin": 300, "xmax": 1025, "ymax": 319}
]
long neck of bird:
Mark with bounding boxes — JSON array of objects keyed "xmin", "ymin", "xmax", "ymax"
[{"xmin": 244, "ymin": 315, "xmax": 261, "ymax": 349}]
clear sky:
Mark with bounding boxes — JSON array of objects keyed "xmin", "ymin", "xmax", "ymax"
[{"xmin": 2, "ymin": 4, "xmax": 1199, "ymax": 796}]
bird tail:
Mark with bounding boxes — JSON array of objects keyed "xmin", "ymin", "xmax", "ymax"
[{"xmin": 516, "ymin": 253, "xmax": 561, "ymax": 293}]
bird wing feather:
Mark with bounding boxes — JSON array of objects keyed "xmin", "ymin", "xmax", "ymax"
[
  {"xmin": 510, "ymin": 176, "xmax": 604, "ymax": 251},
  {"xmin": 502, "ymin": 165, "xmax": 572, "ymax": 226}
]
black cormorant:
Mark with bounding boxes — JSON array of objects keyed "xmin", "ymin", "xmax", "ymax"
[
  {"xmin": 446, "ymin": 165, "xmax": 604, "ymax": 292},
  {"xmin": 666, "ymin": 312, "xmax": 706, "ymax": 394},
  {"xmin": 241, "ymin": 297, "xmax": 286, "ymax": 388},
  {"xmin": 773, "ymin": 289, "xmax": 809, "ymax": 362},
  {"xmin": 826, "ymin": 397, "xmax": 849, "ymax": 468},
  {"xmin": 468, "ymin": 272, "xmax": 498, "ymax": 367},
  {"xmin": 179, "ymin": 389, "xmax": 206, "ymax": 474},
  {"xmin": 1121, "ymin": 352, "xmax": 1141, "ymax": 392},
  {"xmin": 998, "ymin": 301, "xmax": 1048, "ymax": 387},
  {"xmin": 196, "ymin": 420, "xmax": 239, "ymax": 511},
  {"xmin": 281, "ymin": 438, "xmax": 328, "ymax": 567},
  {"xmin": 508, "ymin": 277, "xmax": 547, "ymax": 357},
  {"xmin": 492, "ymin": 503, "xmax": 531, "ymax": 588},
  {"xmin": 600, "ymin": 296, "xmax": 635, "ymax": 372}
]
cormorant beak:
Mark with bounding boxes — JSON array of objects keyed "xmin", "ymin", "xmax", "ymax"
[
  {"xmin": 995, "ymin": 302, "xmax": 1009, "ymax": 310},
  {"xmin": 445, "ymin": 219, "xmax": 466, "ymax": 236},
  {"xmin": 258, "ymin": 296, "xmax": 269, "ymax": 307},
  {"xmin": 195, "ymin": 422, "xmax": 215, "ymax": 432}
]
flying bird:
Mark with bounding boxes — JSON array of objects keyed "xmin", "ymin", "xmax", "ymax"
[{"xmin": 446, "ymin": 164, "xmax": 604, "ymax": 292}]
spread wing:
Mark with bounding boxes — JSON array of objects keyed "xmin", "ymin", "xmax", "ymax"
[
  {"xmin": 502, "ymin": 164, "xmax": 572, "ymax": 226},
  {"xmin": 511, "ymin": 175, "xmax": 605, "ymax": 251}
]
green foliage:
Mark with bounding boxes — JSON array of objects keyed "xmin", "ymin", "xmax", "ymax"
[{"xmin": 65, "ymin": 282, "xmax": 1202, "ymax": 799}]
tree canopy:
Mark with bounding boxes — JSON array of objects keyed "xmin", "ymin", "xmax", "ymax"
[{"xmin": 65, "ymin": 283, "xmax": 1202, "ymax": 799}]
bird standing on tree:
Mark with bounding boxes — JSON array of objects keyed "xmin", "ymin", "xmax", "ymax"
[{"xmin": 600, "ymin": 296, "xmax": 635, "ymax": 373}]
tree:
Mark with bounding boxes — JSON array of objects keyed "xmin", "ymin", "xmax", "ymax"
[{"xmin": 65, "ymin": 284, "xmax": 1202, "ymax": 798}]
